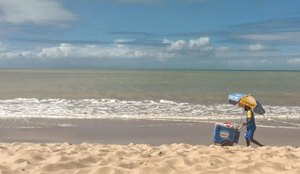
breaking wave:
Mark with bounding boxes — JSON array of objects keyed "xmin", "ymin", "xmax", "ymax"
[{"xmin": 0, "ymin": 98, "xmax": 300, "ymax": 122}]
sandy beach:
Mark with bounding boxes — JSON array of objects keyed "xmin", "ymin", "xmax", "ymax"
[
  {"xmin": 0, "ymin": 142, "xmax": 299, "ymax": 174},
  {"xmin": 0, "ymin": 119, "xmax": 299, "ymax": 173}
]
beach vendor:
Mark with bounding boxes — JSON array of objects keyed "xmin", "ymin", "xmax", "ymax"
[{"xmin": 242, "ymin": 106, "xmax": 264, "ymax": 147}]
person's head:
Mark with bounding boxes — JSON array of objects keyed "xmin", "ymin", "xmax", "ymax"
[{"xmin": 244, "ymin": 106, "xmax": 250, "ymax": 111}]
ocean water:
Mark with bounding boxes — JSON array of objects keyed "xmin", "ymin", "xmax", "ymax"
[{"xmin": 0, "ymin": 69, "xmax": 300, "ymax": 128}]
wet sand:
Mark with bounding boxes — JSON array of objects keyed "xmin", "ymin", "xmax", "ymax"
[{"xmin": 0, "ymin": 119, "xmax": 299, "ymax": 146}]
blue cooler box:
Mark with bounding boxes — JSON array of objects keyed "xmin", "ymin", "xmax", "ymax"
[{"xmin": 213, "ymin": 122, "xmax": 240, "ymax": 145}]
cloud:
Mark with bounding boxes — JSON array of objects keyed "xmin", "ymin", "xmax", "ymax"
[
  {"xmin": 114, "ymin": 39, "xmax": 134, "ymax": 44},
  {"xmin": 189, "ymin": 37, "xmax": 210, "ymax": 48},
  {"xmin": 2, "ymin": 36, "xmax": 297, "ymax": 70},
  {"xmin": 162, "ymin": 39, "xmax": 171, "ymax": 44},
  {"xmin": 167, "ymin": 40, "xmax": 186, "ymax": 51},
  {"xmin": 37, "ymin": 43, "xmax": 144, "ymax": 59},
  {"xmin": 225, "ymin": 58, "xmax": 274, "ymax": 69},
  {"xmin": 38, "ymin": 43, "xmax": 74, "ymax": 58},
  {"xmin": 0, "ymin": 42, "xmax": 180, "ymax": 68},
  {"xmin": 22, "ymin": 37, "xmax": 217, "ymax": 62},
  {"xmin": 166, "ymin": 37, "xmax": 211, "ymax": 51},
  {"xmin": 0, "ymin": 42, "xmax": 175, "ymax": 60},
  {"xmin": 0, "ymin": 0, "xmax": 76, "ymax": 25},
  {"xmin": 287, "ymin": 58, "xmax": 300, "ymax": 64},
  {"xmin": 0, "ymin": 37, "xmax": 216, "ymax": 63},
  {"xmin": 0, "ymin": 51, "xmax": 33, "ymax": 59},
  {"xmin": 247, "ymin": 44, "xmax": 266, "ymax": 52}
]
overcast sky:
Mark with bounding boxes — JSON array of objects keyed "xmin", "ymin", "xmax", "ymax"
[{"xmin": 0, "ymin": 0, "xmax": 300, "ymax": 70}]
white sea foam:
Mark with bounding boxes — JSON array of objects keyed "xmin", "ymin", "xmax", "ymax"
[{"xmin": 0, "ymin": 98, "xmax": 300, "ymax": 125}]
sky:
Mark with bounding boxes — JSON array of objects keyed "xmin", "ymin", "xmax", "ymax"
[{"xmin": 0, "ymin": 0, "xmax": 300, "ymax": 70}]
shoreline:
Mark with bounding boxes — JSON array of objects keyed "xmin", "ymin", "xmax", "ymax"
[{"xmin": 0, "ymin": 119, "xmax": 299, "ymax": 146}]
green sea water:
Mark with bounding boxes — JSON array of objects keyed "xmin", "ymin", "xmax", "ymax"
[{"xmin": 0, "ymin": 69, "xmax": 299, "ymax": 106}]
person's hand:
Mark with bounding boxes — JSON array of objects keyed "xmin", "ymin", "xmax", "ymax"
[{"xmin": 242, "ymin": 123, "xmax": 247, "ymax": 126}]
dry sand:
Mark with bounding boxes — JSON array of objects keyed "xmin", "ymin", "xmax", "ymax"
[
  {"xmin": 0, "ymin": 119, "xmax": 300, "ymax": 173},
  {"xmin": 0, "ymin": 143, "xmax": 299, "ymax": 174}
]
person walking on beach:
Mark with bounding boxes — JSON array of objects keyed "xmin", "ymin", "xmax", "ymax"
[{"xmin": 242, "ymin": 106, "xmax": 263, "ymax": 147}]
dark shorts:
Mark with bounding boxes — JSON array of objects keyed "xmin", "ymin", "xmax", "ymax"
[{"xmin": 244, "ymin": 128, "xmax": 256, "ymax": 141}]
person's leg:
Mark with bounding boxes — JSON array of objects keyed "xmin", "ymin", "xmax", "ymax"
[
  {"xmin": 248, "ymin": 128, "xmax": 264, "ymax": 147},
  {"xmin": 251, "ymin": 139, "xmax": 264, "ymax": 147},
  {"xmin": 244, "ymin": 130, "xmax": 251, "ymax": 146},
  {"xmin": 245, "ymin": 138, "xmax": 250, "ymax": 146}
]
